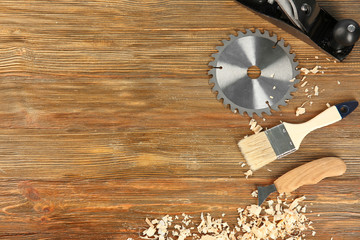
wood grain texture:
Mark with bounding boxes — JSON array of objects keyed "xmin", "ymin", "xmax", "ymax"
[
  {"xmin": 0, "ymin": 0, "xmax": 358, "ymax": 239},
  {"xmin": 275, "ymin": 157, "xmax": 347, "ymax": 193}
]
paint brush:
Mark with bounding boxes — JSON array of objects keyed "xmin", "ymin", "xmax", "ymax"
[
  {"xmin": 238, "ymin": 100, "xmax": 358, "ymax": 171},
  {"xmin": 257, "ymin": 157, "xmax": 346, "ymax": 205}
]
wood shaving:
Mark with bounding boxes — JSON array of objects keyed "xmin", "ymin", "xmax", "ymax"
[
  {"xmin": 267, "ymin": 169, "xmax": 272, "ymax": 172},
  {"xmin": 301, "ymin": 76, "xmax": 307, "ymax": 82},
  {"xmin": 141, "ymin": 195, "xmax": 313, "ymax": 240},
  {"xmin": 240, "ymin": 162, "xmax": 246, "ymax": 168},
  {"xmin": 310, "ymin": 66, "xmax": 320, "ymax": 74},
  {"xmin": 296, "ymin": 107, "xmax": 306, "ymax": 116},
  {"xmin": 326, "ymin": 58, "xmax": 331, "ymax": 61},
  {"xmin": 300, "ymin": 81, "xmax": 308, "ymax": 87},
  {"xmin": 251, "ymin": 190, "xmax": 258, "ymax": 198},
  {"xmin": 315, "ymin": 56, "xmax": 319, "ymax": 59},
  {"xmin": 269, "ymin": 96, "xmax": 274, "ymax": 99},
  {"xmin": 304, "ymin": 88, "xmax": 309, "ymax": 93},
  {"xmin": 300, "ymin": 68, "xmax": 310, "ymax": 75},
  {"xmin": 337, "ymin": 81, "xmax": 341, "ymax": 85},
  {"xmin": 314, "ymin": 86, "xmax": 319, "ymax": 96},
  {"xmin": 326, "ymin": 103, "xmax": 331, "ymax": 108},
  {"xmin": 249, "ymin": 119, "xmax": 263, "ymax": 134},
  {"xmin": 273, "ymin": 86, "xmax": 276, "ymax": 90},
  {"xmin": 271, "ymin": 73, "xmax": 275, "ymax": 78},
  {"xmin": 244, "ymin": 170, "xmax": 253, "ymax": 179},
  {"xmin": 289, "ymin": 78, "xmax": 296, "ymax": 82}
]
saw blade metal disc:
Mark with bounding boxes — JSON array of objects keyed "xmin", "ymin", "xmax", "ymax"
[{"xmin": 208, "ymin": 29, "xmax": 300, "ymax": 117}]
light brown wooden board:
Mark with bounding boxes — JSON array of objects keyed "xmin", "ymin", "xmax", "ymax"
[{"xmin": 0, "ymin": 0, "xmax": 359, "ymax": 239}]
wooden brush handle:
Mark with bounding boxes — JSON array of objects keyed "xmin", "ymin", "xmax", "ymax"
[
  {"xmin": 283, "ymin": 106, "xmax": 342, "ymax": 149},
  {"xmin": 274, "ymin": 157, "xmax": 346, "ymax": 194},
  {"xmin": 284, "ymin": 101, "xmax": 358, "ymax": 150}
]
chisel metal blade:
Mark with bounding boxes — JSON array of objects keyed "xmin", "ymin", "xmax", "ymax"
[{"xmin": 257, "ymin": 184, "xmax": 277, "ymax": 206}]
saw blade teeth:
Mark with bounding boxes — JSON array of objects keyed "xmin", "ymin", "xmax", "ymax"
[
  {"xmin": 221, "ymin": 39, "xmax": 228, "ymax": 45},
  {"xmin": 230, "ymin": 104, "xmax": 237, "ymax": 113},
  {"xmin": 208, "ymin": 68, "xmax": 216, "ymax": 76},
  {"xmin": 208, "ymin": 28, "xmax": 299, "ymax": 116},
  {"xmin": 278, "ymin": 38, "xmax": 285, "ymax": 47},
  {"xmin": 263, "ymin": 30, "xmax": 270, "ymax": 38},
  {"xmin": 210, "ymin": 53, "xmax": 219, "ymax": 59},
  {"xmin": 271, "ymin": 105, "xmax": 280, "ymax": 111},
  {"xmin": 263, "ymin": 109, "xmax": 272, "ymax": 116},
  {"xmin": 245, "ymin": 110, "xmax": 254, "ymax": 118},
  {"xmin": 246, "ymin": 29, "xmax": 253, "ymax": 35},
  {"xmin": 216, "ymin": 92, "xmax": 223, "ymax": 100},
  {"xmin": 208, "ymin": 60, "xmax": 216, "ymax": 67},
  {"xmin": 211, "ymin": 83, "xmax": 219, "ymax": 92},
  {"xmin": 237, "ymin": 31, "xmax": 245, "ymax": 37}
]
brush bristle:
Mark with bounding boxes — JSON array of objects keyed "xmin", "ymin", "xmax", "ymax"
[{"xmin": 238, "ymin": 132, "xmax": 277, "ymax": 171}]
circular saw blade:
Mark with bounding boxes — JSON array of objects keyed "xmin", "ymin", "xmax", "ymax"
[{"xmin": 208, "ymin": 29, "xmax": 300, "ymax": 117}]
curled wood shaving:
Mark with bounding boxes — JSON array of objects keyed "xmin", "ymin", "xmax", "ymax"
[
  {"xmin": 244, "ymin": 170, "xmax": 253, "ymax": 179},
  {"xmin": 141, "ymin": 195, "xmax": 313, "ymax": 240},
  {"xmin": 310, "ymin": 66, "xmax": 320, "ymax": 74},
  {"xmin": 249, "ymin": 119, "xmax": 263, "ymax": 134},
  {"xmin": 300, "ymin": 68, "xmax": 310, "ymax": 75},
  {"xmin": 251, "ymin": 190, "xmax": 258, "ymax": 198}
]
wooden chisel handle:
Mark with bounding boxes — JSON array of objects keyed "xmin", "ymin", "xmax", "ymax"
[{"xmin": 274, "ymin": 157, "xmax": 346, "ymax": 194}]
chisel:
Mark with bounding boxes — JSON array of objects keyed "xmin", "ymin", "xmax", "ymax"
[{"xmin": 257, "ymin": 157, "xmax": 346, "ymax": 205}]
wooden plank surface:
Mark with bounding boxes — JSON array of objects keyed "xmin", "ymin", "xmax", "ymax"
[{"xmin": 0, "ymin": 0, "xmax": 359, "ymax": 239}]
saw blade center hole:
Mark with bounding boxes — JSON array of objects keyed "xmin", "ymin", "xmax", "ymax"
[{"xmin": 247, "ymin": 65, "xmax": 261, "ymax": 79}]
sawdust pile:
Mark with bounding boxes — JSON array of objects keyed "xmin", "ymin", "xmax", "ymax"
[{"xmin": 141, "ymin": 196, "xmax": 313, "ymax": 240}]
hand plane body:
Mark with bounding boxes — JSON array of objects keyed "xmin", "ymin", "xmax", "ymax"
[{"xmin": 236, "ymin": 0, "xmax": 360, "ymax": 61}]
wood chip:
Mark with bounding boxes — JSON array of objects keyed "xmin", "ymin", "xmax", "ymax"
[
  {"xmin": 296, "ymin": 107, "xmax": 306, "ymax": 116},
  {"xmin": 326, "ymin": 103, "xmax": 331, "ymax": 108},
  {"xmin": 301, "ymin": 76, "xmax": 307, "ymax": 82},
  {"xmin": 315, "ymin": 56, "xmax": 319, "ymax": 59},
  {"xmin": 301, "ymin": 68, "xmax": 310, "ymax": 75},
  {"xmin": 244, "ymin": 170, "xmax": 253, "ymax": 179},
  {"xmin": 337, "ymin": 81, "xmax": 341, "ymax": 85},
  {"xmin": 300, "ymin": 81, "xmax": 308, "ymax": 87},
  {"xmin": 271, "ymin": 73, "xmax": 275, "ymax": 78},
  {"xmin": 310, "ymin": 66, "xmax": 320, "ymax": 74},
  {"xmin": 252, "ymin": 125, "xmax": 263, "ymax": 134},
  {"xmin": 314, "ymin": 86, "xmax": 319, "ymax": 96},
  {"xmin": 249, "ymin": 119, "xmax": 263, "ymax": 134},
  {"xmin": 141, "ymin": 195, "xmax": 314, "ymax": 240},
  {"xmin": 289, "ymin": 78, "xmax": 296, "ymax": 82},
  {"xmin": 251, "ymin": 190, "xmax": 258, "ymax": 198}
]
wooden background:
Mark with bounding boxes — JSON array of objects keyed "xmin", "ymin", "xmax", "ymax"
[{"xmin": 0, "ymin": 0, "xmax": 358, "ymax": 239}]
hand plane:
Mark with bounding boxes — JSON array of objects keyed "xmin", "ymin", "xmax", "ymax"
[{"xmin": 235, "ymin": 0, "xmax": 360, "ymax": 61}]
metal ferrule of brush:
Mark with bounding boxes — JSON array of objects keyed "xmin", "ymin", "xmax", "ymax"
[{"xmin": 265, "ymin": 124, "xmax": 296, "ymax": 159}]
